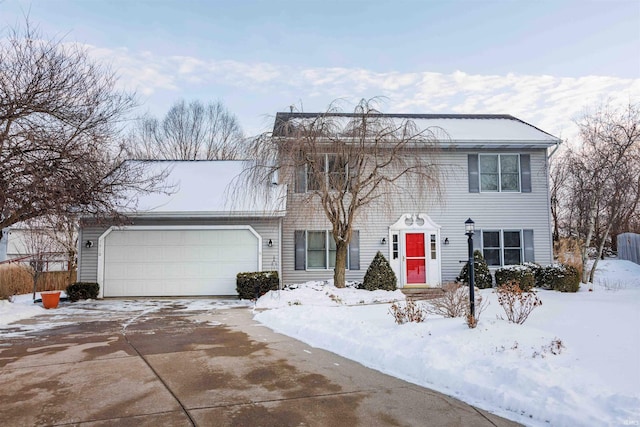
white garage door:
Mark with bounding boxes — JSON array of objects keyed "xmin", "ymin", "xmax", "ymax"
[{"xmin": 102, "ymin": 228, "xmax": 259, "ymax": 297}]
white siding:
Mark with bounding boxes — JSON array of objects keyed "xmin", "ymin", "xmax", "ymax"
[{"xmin": 281, "ymin": 149, "xmax": 552, "ymax": 285}]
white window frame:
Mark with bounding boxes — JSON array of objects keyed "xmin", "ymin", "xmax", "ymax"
[
  {"xmin": 305, "ymin": 154, "xmax": 349, "ymax": 192},
  {"xmin": 305, "ymin": 230, "xmax": 349, "ymax": 270},
  {"xmin": 479, "ymin": 154, "xmax": 521, "ymax": 193},
  {"xmin": 481, "ymin": 229, "xmax": 523, "ymax": 266}
]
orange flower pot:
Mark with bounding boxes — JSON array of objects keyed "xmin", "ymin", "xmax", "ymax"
[{"xmin": 41, "ymin": 291, "xmax": 61, "ymax": 309}]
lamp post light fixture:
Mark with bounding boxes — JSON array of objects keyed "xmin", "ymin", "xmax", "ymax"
[{"xmin": 464, "ymin": 218, "xmax": 475, "ymax": 319}]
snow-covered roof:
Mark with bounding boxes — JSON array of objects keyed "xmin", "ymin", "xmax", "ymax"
[
  {"xmin": 273, "ymin": 113, "xmax": 560, "ymax": 149},
  {"xmin": 128, "ymin": 161, "xmax": 286, "ymax": 218}
]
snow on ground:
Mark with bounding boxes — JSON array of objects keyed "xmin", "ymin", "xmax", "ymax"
[
  {"xmin": 0, "ymin": 294, "xmax": 252, "ymax": 337},
  {"xmin": 0, "ymin": 260, "xmax": 638, "ymax": 426},
  {"xmin": 254, "ymin": 260, "xmax": 640, "ymax": 427}
]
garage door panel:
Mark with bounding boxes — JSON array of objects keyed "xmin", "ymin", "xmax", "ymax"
[{"xmin": 103, "ymin": 229, "xmax": 258, "ymax": 297}]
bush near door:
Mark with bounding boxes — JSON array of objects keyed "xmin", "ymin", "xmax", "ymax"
[
  {"xmin": 456, "ymin": 250, "xmax": 493, "ymax": 289},
  {"xmin": 360, "ymin": 251, "xmax": 397, "ymax": 291}
]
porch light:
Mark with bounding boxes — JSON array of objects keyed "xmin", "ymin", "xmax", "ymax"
[
  {"xmin": 464, "ymin": 218, "xmax": 475, "ymax": 236},
  {"xmin": 268, "ymin": 239, "xmax": 273, "ymax": 247},
  {"xmin": 85, "ymin": 240, "xmax": 93, "ymax": 248},
  {"xmin": 381, "ymin": 237, "xmax": 387, "ymax": 245},
  {"xmin": 464, "ymin": 218, "xmax": 475, "ymax": 319}
]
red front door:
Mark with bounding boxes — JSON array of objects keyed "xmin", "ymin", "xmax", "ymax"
[{"xmin": 405, "ymin": 233, "xmax": 426, "ymax": 284}]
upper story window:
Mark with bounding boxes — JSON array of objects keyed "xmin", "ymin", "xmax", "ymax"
[
  {"xmin": 297, "ymin": 153, "xmax": 352, "ymax": 193},
  {"xmin": 468, "ymin": 154, "xmax": 531, "ymax": 193},
  {"xmin": 480, "ymin": 154, "xmax": 520, "ymax": 192}
]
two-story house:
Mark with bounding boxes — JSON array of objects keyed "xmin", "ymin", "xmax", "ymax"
[{"xmin": 77, "ymin": 113, "xmax": 559, "ymax": 297}]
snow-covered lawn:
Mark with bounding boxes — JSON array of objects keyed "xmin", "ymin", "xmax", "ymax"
[
  {"xmin": 1, "ymin": 260, "xmax": 638, "ymax": 426},
  {"xmin": 254, "ymin": 260, "xmax": 640, "ymax": 427}
]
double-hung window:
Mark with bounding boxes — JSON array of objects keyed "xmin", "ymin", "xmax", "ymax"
[
  {"xmin": 479, "ymin": 154, "xmax": 520, "ymax": 192},
  {"xmin": 306, "ymin": 231, "xmax": 339, "ymax": 269},
  {"xmin": 482, "ymin": 230, "xmax": 531, "ymax": 266},
  {"xmin": 298, "ymin": 154, "xmax": 350, "ymax": 192},
  {"xmin": 294, "ymin": 230, "xmax": 360, "ymax": 270}
]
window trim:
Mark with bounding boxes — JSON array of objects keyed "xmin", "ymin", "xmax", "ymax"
[
  {"xmin": 481, "ymin": 229, "xmax": 524, "ymax": 267},
  {"xmin": 479, "ymin": 154, "xmax": 521, "ymax": 193}
]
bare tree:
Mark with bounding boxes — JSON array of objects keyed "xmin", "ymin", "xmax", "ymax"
[
  {"xmin": 0, "ymin": 20, "xmax": 166, "ymax": 238},
  {"xmin": 42, "ymin": 214, "xmax": 78, "ymax": 279},
  {"xmin": 245, "ymin": 99, "xmax": 444, "ymax": 288},
  {"xmin": 549, "ymin": 151, "xmax": 571, "ymax": 243},
  {"xmin": 12, "ymin": 220, "xmax": 61, "ymax": 299},
  {"xmin": 563, "ymin": 103, "xmax": 640, "ymax": 283},
  {"xmin": 128, "ymin": 99, "xmax": 245, "ymax": 160}
]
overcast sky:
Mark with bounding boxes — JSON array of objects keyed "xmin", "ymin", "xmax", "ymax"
[{"xmin": 2, "ymin": 0, "xmax": 639, "ymax": 140}]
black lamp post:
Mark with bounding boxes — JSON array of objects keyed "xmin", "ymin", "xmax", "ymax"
[{"xmin": 465, "ymin": 218, "xmax": 475, "ymax": 319}]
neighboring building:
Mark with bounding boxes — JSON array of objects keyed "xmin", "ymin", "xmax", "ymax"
[
  {"xmin": 0, "ymin": 225, "xmax": 73, "ymax": 272},
  {"xmin": 77, "ymin": 113, "xmax": 560, "ymax": 297}
]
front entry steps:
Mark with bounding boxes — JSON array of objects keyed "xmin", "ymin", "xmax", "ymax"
[{"xmin": 401, "ymin": 288, "xmax": 445, "ymax": 300}]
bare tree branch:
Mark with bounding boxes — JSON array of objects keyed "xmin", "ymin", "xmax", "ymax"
[
  {"xmin": 127, "ymin": 99, "xmax": 245, "ymax": 160},
  {"xmin": 558, "ymin": 102, "xmax": 640, "ymax": 283},
  {"xmin": 241, "ymin": 98, "xmax": 446, "ymax": 288},
  {"xmin": 0, "ymin": 19, "xmax": 166, "ymax": 232}
]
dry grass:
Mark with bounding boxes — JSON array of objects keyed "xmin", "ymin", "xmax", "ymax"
[
  {"xmin": 0, "ymin": 264, "xmax": 76, "ymax": 299},
  {"xmin": 554, "ymin": 238, "xmax": 583, "ymax": 275}
]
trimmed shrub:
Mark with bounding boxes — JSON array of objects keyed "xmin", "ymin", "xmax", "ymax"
[
  {"xmin": 361, "ymin": 251, "xmax": 397, "ymax": 291},
  {"xmin": 456, "ymin": 250, "xmax": 492, "ymax": 289},
  {"xmin": 495, "ymin": 265, "xmax": 535, "ymax": 291},
  {"xmin": 523, "ymin": 262, "xmax": 543, "ymax": 287},
  {"xmin": 66, "ymin": 282, "xmax": 99, "ymax": 302},
  {"xmin": 537, "ymin": 264, "xmax": 580, "ymax": 292},
  {"xmin": 236, "ymin": 271, "xmax": 279, "ymax": 300}
]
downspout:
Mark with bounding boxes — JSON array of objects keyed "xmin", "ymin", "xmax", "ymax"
[
  {"xmin": 547, "ymin": 139, "xmax": 562, "ymax": 159},
  {"xmin": 278, "ymin": 216, "xmax": 283, "ymax": 291}
]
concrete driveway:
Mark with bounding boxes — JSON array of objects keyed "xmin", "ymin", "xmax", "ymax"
[{"xmin": 0, "ymin": 299, "xmax": 520, "ymax": 426}]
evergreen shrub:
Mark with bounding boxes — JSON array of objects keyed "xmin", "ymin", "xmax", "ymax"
[
  {"xmin": 456, "ymin": 250, "xmax": 492, "ymax": 289},
  {"xmin": 495, "ymin": 265, "xmax": 535, "ymax": 291},
  {"xmin": 537, "ymin": 264, "xmax": 580, "ymax": 293},
  {"xmin": 360, "ymin": 251, "xmax": 397, "ymax": 291},
  {"xmin": 66, "ymin": 282, "xmax": 100, "ymax": 301},
  {"xmin": 523, "ymin": 262, "xmax": 544, "ymax": 287},
  {"xmin": 236, "ymin": 271, "xmax": 279, "ymax": 300}
]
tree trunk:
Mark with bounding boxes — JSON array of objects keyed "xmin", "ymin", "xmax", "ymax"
[
  {"xmin": 333, "ymin": 241, "xmax": 348, "ymax": 288},
  {"xmin": 589, "ymin": 222, "xmax": 613, "ymax": 283},
  {"xmin": 581, "ymin": 195, "xmax": 600, "ymax": 283}
]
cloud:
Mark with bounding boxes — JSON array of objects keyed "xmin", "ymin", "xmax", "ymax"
[{"xmin": 83, "ymin": 45, "xmax": 639, "ymax": 140}]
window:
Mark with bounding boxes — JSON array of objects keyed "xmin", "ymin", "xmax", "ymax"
[
  {"xmin": 392, "ymin": 234, "xmax": 399, "ymax": 259},
  {"xmin": 482, "ymin": 230, "xmax": 525, "ymax": 266},
  {"xmin": 294, "ymin": 230, "xmax": 360, "ymax": 270},
  {"xmin": 307, "ymin": 231, "xmax": 330, "ymax": 268},
  {"xmin": 479, "ymin": 154, "xmax": 520, "ymax": 192},
  {"xmin": 430, "ymin": 234, "xmax": 437, "ymax": 259},
  {"xmin": 298, "ymin": 154, "xmax": 350, "ymax": 192},
  {"xmin": 482, "ymin": 231, "xmax": 502, "ymax": 266}
]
